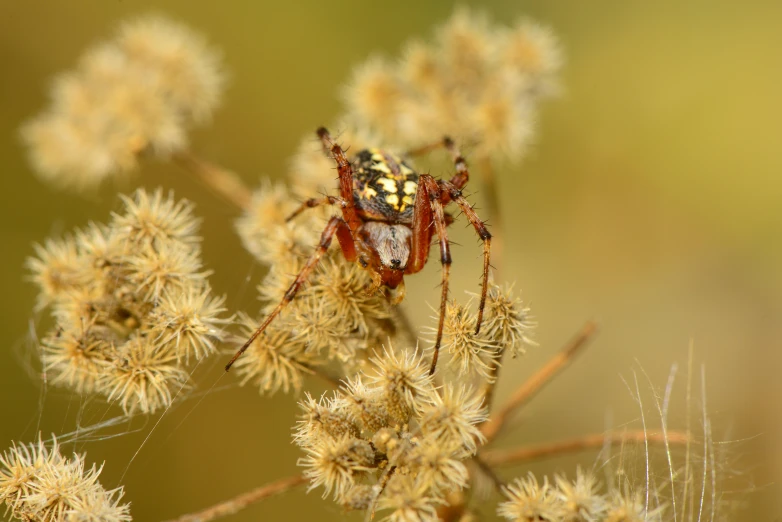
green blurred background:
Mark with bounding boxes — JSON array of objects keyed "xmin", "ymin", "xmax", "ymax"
[{"xmin": 1, "ymin": 1, "xmax": 781, "ymax": 520}]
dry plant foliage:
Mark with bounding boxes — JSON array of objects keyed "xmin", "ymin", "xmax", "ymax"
[
  {"xmin": 11, "ymin": 9, "xmax": 739, "ymax": 522},
  {"xmin": 28, "ymin": 188, "xmax": 230, "ymax": 415},
  {"xmin": 341, "ymin": 7, "xmax": 562, "ymax": 162},
  {"xmin": 20, "ymin": 16, "xmax": 224, "ymax": 190},
  {"xmin": 0, "ymin": 437, "xmax": 130, "ymax": 522}
]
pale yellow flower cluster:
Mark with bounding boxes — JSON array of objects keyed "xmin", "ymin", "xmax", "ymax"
[
  {"xmin": 28, "ymin": 188, "xmax": 229, "ymax": 414},
  {"xmin": 21, "ymin": 16, "xmax": 225, "ymax": 190},
  {"xmin": 0, "ymin": 438, "xmax": 131, "ymax": 522},
  {"xmin": 294, "ymin": 349, "xmax": 487, "ymax": 520},
  {"xmin": 341, "ymin": 8, "xmax": 562, "ymax": 163},
  {"xmin": 498, "ymin": 469, "xmax": 665, "ymax": 522}
]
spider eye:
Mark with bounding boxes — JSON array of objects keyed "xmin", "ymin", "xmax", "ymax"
[{"xmin": 359, "ymin": 257, "xmax": 369, "ymax": 268}]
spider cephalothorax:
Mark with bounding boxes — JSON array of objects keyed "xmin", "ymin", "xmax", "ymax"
[{"xmin": 227, "ymin": 128, "xmax": 491, "ymax": 375}]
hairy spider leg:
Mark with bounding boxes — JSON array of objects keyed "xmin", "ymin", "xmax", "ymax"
[
  {"xmin": 316, "ymin": 127, "xmax": 363, "ymax": 235},
  {"xmin": 417, "ymin": 174, "xmax": 453, "ymax": 376},
  {"xmin": 442, "ymin": 137, "xmax": 470, "ymax": 191},
  {"xmin": 285, "ymin": 195, "xmax": 348, "ymax": 222},
  {"xmin": 404, "ymin": 136, "xmax": 469, "ymax": 190},
  {"xmin": 225, "ymin": 216, "xmax": 345, "ymax": 371},
  {"xmin": 439, "ymin": 139, "xmax": 491, "ymax": 332},
  {"xmin": 440, "ymin": 180, "xmax": 492, "ymax": 333},
  {"xmin": 408, "ymin": 137, "xmax": 490, "ymax": 333}
]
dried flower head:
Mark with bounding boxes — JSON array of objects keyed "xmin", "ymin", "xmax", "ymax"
[
  {"xmin": 498, "ymin": 473, "xmax": 562, "ymax": 522},
  {"xmin": 378, "ymin": 474, "xmax": 443, "ymax": 522},
  {"xmin": 294, "ymin": 348, "xmax": 487, "ymax": 518},
  {"xmin": 435, "ymin": 300, "xmax": 498, "ymax": 379},
  {"xmin": 554, "ymin": 467, "xmax": 607, "ymax": 521},
  {"xmin": 499, "ymin": 469, "xmax": 670, "ymax": 522},
  {"xmin": 0, "ymin": 437, "xmax": 131, "ymax": 522},
  {"xmin": 21, "ymin": 15, "xmax": 224, "ymax": 190},
  {"xmin": 28, "ymin": 188, "xmax": 230, "ymax": 414},
  {"xmin": 230, "ymin": 313, "xmax": 321, "ymax": 396},
  {"xmin": 341, "ymin": 8, "xmax": 562, "ymax": 163},
  {"xmin": 431, "ymin": 284, "xmax": 535, "ymax": 382},
  {"xmin": 482, "ymin": 282, "xmax": 536, "ymax": 355}
]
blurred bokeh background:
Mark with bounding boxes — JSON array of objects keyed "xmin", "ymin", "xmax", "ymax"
[{"xmin": 1, "ymin": 1, "xmax": 780, "ymax": 520}]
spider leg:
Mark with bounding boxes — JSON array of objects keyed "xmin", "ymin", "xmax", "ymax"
[
  {"xmin": 405, "ymin": 136, "xmax": 470, "ymax": 190},
  {"xmin": 225, "ymin": 216, "xmax": 344, "ymax": 371},
  {"xmin": 443, "ymin": 137, "xmax": 470, "ymax": 191},
  {"xmin": 418, "ymin": 174, "xmax": 452, "ymax": 376},
  {"xmin": 405, "ymin": 138, "xmax": 450, "ymax": 158},
  {"xmin": 286, "ymin": 196, "xmax": 347, "ymax": 222},
  {"xmin": 317, "ymin": 127, "xmax": 363, "ymax": 236},
  {"xmin": 439, "ymin": 179, "xmax": 492, "ymax": 334}
]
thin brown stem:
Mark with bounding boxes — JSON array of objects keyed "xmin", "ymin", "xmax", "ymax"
[
  {"xmin": 173, "ymin": 150, "xmax": 252, "ymax": 210},
  {"xmin": 481, "ymin": 430, "xmax": 690, "ymax": 467},
  {"xmin": 299, "ymin": 362, "xmax": 343, "ymax": 388},
  {"xmin": 366, "ymin": 465, "xmax": 397, "ymax": 522},
  {"xmin": 481, "ymin": 321, "xmax": 598, "ymax": 443},
  {"xmin": 481, "ymin": 345, "xmax": 508, "ymax": 415},
  {"xmin": 161, "ymin": 474, "xmax": 307, "ymax": 522},
  {"xmin": 471, "ymin": 454, "xmax": 506, "ymax": 492},
  {"xmin": 478, "ymin": 156, "xmax": 502, "ymax": 276},
  {"xmin": 390, "ymin": 305, "xmax": 418, "ymax": 347}
]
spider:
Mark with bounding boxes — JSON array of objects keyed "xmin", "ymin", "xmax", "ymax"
[{"xmin": 226, "ymin": 127, "xmax": 491, "ymax": 375}]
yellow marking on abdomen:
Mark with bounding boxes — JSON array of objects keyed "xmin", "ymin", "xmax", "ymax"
[
  {"xmin": 403, "ymin": 181, "xmax": 417, "ymax": 195},
  {"xmin": 373, "ymin": 162, "xmax": 391, "ymax": 174},
  {"xmin": 386, "ymin": 194, "xmax": 400, "ymax": 209},
  {"xmin": 377, "ymin": 177, "xmax": 398, "ymax": 193},
  {"xmin": 360, "ymin": 185, "xmax": 378, "ymax": 199}
]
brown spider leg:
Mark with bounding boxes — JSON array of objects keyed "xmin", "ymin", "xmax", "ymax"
[
  {"xmin": 439, "ymin": 179, "xmax": 492, "ymax": 334},
  {"xmin": 405, "ymin": 139, "xmax": 448, "ymax": 158},
  {"xmin": 418, "ymin": 174, "xmax": 452, "ymax": 376},
  {"xmin": 225, "ymin": 216, "xmax": 344, "ymax": 371},
  {"xmin": 285, "ymin": 196, "xmax": 347, "ymax": 222},
  {"xmin": 442, "ymin": 136, "xmax": 470, "ymax": 192},
  {"xmin": 317, "ymin": 127, "xmax": 363, "ymax": 236}
]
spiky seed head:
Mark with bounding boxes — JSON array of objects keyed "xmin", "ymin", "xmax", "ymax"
[
  {"xmin": 417, "ymin": 385, "xmax": 488, "ymax": 457},
  {"xmin": 554, "ymin": 468, "xmax": 607, "ymax": 522},
  {"xmin": 231, "ymin": 313, "xmax": 320, "ymax": 396},
  {"xmin": 498, "ymin": 473, "xmax": 563, "ymax": 522},
  {"xmin": 0, "ymin": 437, "xmax": 131, "ymax": 522}
]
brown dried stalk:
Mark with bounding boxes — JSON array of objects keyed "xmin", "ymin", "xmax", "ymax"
[
  {"xmin": 161, "ymin": 474, "xmax": 307, "ymax": 522},
  {"xmin": 481, "ymin": 321, "xmax": 598, "ymax": 442},
  {"xmin": 174, "ymin": 151, "xmax": 252, "ymax": 209},
  {"xmin": 480, "ymin": 430, "xmax": 690, "ymax": 467}
]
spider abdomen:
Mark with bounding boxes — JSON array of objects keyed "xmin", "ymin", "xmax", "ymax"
[{"xmin": 352, "ymin": 148, "xmax": 418, "ymax": 224}]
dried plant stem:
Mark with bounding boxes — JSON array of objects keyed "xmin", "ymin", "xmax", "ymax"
[
  {"xmin": 161, "ymin": 474, "xmax": 307, "ymax": 522},
  {"xmin": 481, "ymin": 321, "xmax": 598, "ymax": 442},
  {"xmin": 481, "ymin": 346, "xmax": 509, "ymax": 414},
  {"xmin": 471, "ymin": 454, "xmax": 506, "ymax": 492},
  {"xmin": 300, "ymin": 362, "xmax": 343, "ymax": 388},
  {"xmin": 480, "ymin": 430, "xmax": 690, "ymax": 467},
  {"xmin": 478, "ymin": 156, "xmax": 503, "ymax": 275},
  {"xmin": 391, "ymin": 304, "xmax": 418, "ymax": 347},
  {"xmin": 173, "ymin": 150, "xmax": 252, "ymax": 209}
]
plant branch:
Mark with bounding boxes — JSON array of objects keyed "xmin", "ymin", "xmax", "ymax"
[
  {"xmin": 481, "ymin": 345, "xmax": 508, "ymax": 415},
  {"xmin": 471, "ymin": 454, "xmax": 506, "ymax": 492},
  {"xmin": 300, "ymin": 362, "xmax": 343, "ymax": 388},
  {"xmin": 481, "ymin": 321, "xmax": 598, "ymax": 443},
  {"xmin": 173, "ymin": 150, "xmax": 252, "ymax": 210},
  {"xmin": 161, "ymin": 474, "xmax": 307, "ymax": 522},
  {"xmin": 478, "ymin": 156, "xmax": 503, "ymax": 276},
  {"xmin": 480, "ymin": 430, "xmax": 689, "ymax": 467}
]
